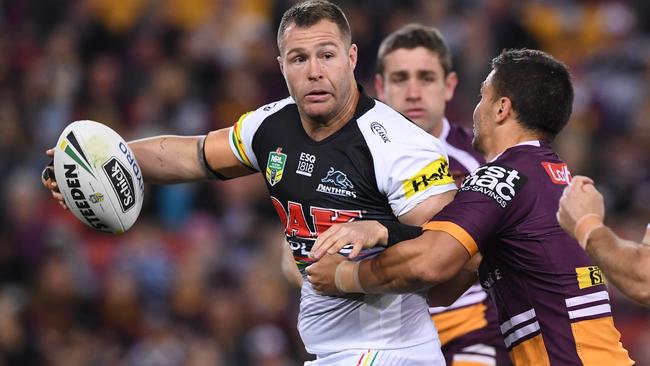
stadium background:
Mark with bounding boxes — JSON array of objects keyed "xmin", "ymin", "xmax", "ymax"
[{"xmin": 1, "ymin": 0, "xmax": 649, "ymax": 364}]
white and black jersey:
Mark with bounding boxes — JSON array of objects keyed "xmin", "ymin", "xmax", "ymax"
[{"xmin": 229, "ymin": 87, "xmax": 456, "ymax": 354}]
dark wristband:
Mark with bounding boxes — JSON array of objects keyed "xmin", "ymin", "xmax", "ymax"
[{"xmin": 378, "ymin": 220, "xmax": 423, "ymax": 246}]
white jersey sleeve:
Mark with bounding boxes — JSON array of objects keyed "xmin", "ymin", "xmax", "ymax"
[
  {"xmin": 357, "ymin": 101, "xmax": 457, "ymax": 217},
  {"xmin": 228, "ymin": 97, "xmax": 294, "ymax": 171}
]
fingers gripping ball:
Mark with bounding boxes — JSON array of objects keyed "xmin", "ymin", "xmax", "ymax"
[{"xmin": 53, "ymin": 120, "xmax": 144, "ymax": 233}]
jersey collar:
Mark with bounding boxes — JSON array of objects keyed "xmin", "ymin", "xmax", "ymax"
[
  {"xmin": 353, "ymin": 83, "xmax": 376, "ymax": 120},
  {"xmin": 489, "ymin": 140, "xmax": 541, "ymax": 162}
]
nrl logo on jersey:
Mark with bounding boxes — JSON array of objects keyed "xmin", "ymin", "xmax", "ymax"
[
  {"xmin": 266, "ymin": 148, "xmax": 287, "ymax": 186},
  {"xmin": 317, "ymin": 167, "xmax": 357, "ymax": 198}
]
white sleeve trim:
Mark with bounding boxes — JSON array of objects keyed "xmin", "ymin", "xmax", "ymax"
[{"xmin": 228, "ymin": 97, "xmax": 294, "ymax": 171}]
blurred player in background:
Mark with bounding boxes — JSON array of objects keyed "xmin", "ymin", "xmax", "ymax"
[
  {"xmin": 307, "ymin": 48, "xmax": 634, "ymax": 365},
  {"xmin": 44, "ymin": 1, "xmax": 459, "ymax": 364},
  {"xmin": 558, "ymin": 175, "xmax": 650, "ymax": 306},
  {"xmin": 374, "ymin": 23, "xmax": 510, "ymax": 366}
]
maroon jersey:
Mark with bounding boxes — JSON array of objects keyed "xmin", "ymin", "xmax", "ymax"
[
  {"xmin": 432, "ymin": 119, "xmax": 510, "ymax": 366},
  {"xmin": 424, "ymin": 141, "xmax": 633, "ymax": 365}
]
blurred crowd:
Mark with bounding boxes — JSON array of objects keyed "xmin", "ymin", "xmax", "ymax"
[{"xmin": 1, "ymin": 0, "xmax": 649, "ymax": 365}]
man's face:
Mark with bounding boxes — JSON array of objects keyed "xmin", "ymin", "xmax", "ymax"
[
  {"xmin": 472, "ymin": 70, "xmax": 497, "ymax": 154},
  {"xmin": 278, "ymin": 20, "xmax": 357, "ymax": 123},
  {"xmin": 375, "ymin": 47, "xmax": 457, "ymax": 134}
]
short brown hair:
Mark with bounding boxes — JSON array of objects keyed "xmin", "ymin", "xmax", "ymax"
[
  {"xmin": 277, "ymin": 0, "xmax": 351, "ymax": 52},
  {"xmin": 490, "ymin": 49, "xmax": 573, "ymax": 140},
  {"xmin": 376, "ymin": 23, "xmax": 452, "ymax": 76}
]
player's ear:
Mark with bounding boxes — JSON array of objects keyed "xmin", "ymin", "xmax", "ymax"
[
  {"xmin": 348, "ymin": 44, "xmax": 358, "ymax": 69},
  {"xmin": 444, "ymin": 71, "xmax": 458, "ymax": 102},
  {"xmin": 277, "ymin": 56, "xmax": 285, "ymax": 76},
  {"xmin": 374, "ymin": 74, "xmax": 385, "ymax": 100},
  {"xmin": 494, "ymin": 97, "xmax": 511, "ymax": 124}
]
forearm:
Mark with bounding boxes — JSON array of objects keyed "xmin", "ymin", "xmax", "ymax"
[
  {"xmin": 360, "ymin": 241, "xmax": 433, "ymax": 294},
  {"xmin": 354, "ymin": 191, "xmax": 453, "ymax": 289},
  {"xmin": 351, "ymin": 191, "xmax": 456, "ymax": 291},
  {"xmin": 587, "ymin": 226, "xmax": 650, "ymax": 305},
  {"xmin": 129, "ymin": 135, "xmax": 208, "ymax": 183},
  {"xmin": 357, "ymin": 230, "xmax": 469, "ymax": 294}
]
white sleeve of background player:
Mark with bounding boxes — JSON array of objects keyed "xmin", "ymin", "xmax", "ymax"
[
  {"xmin": 357, "ymin": 102, "xmax": 457, "ymax": 217},
  {"xmin": 228, "ymin": 97, "xmax": 294, "ymax": 172}
]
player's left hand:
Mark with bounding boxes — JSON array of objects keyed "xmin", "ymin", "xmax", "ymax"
[
  {"xmin": 306, "ymin": 253, "xmax": 346, "ymax": 295},
  {"xmin": 309, "ymin": 221, "xmax": 387, "ymax": 260}
]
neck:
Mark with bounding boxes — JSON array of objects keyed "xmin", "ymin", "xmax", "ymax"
[
  {"xmin": 484, "ymin": 123, "xmax": 541, "ymax": 162},
  {"xmin": 302, "ymin": 84, "xmax": 359, "ymax": 142},
  {"xmin": 430, "ymin": 117, "xmax": 444, "ymax": 138}
]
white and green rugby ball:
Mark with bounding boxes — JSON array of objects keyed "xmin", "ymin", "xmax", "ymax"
[{"xmin": 53, "ymin": 120, "xmax": 144, "ymax": 233}]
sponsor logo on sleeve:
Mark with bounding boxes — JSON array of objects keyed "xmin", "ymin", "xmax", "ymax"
[
  {"xmin": 576, "ymin": 266, "xmax": 606, "ymax": 289},
  {"xmin": 541, "ymin": 162, "xmax": 572, "ymax": 185},
  {"xmin": 403, "ymin": 157, "xmax": 454, "ymax": 199},
  {"xmin": 460, "ymin": 163, "xmax": 527, "ymax": 208},
  {"xmin": 103, "ymin": 158, "xmax": 136, "ymax": 212},
  {"xmin": 370, "ymin": 122, "xmax": 390, "ymax": 143},
  {"xmin": 266, "ymin": 147, "xmax": 287, "ymax": 186}
]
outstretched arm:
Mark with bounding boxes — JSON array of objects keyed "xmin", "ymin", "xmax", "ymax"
[
  {"xmin": 129, "ymin": 128, "xmax": 252, "ymax": 183},
  {"xmin": 43, "ymin": 128, "xmax": 253, "ymax": 207}
]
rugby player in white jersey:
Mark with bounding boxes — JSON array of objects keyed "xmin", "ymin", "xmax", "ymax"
[{"xmin": 43, "ymin": 1, "xmax": 459, "ymax": 364}]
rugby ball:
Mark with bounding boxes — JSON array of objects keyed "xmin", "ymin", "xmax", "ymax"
[{"xmin": 53, "ymin": 120, "xmax": 144, "ymax": 233}]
